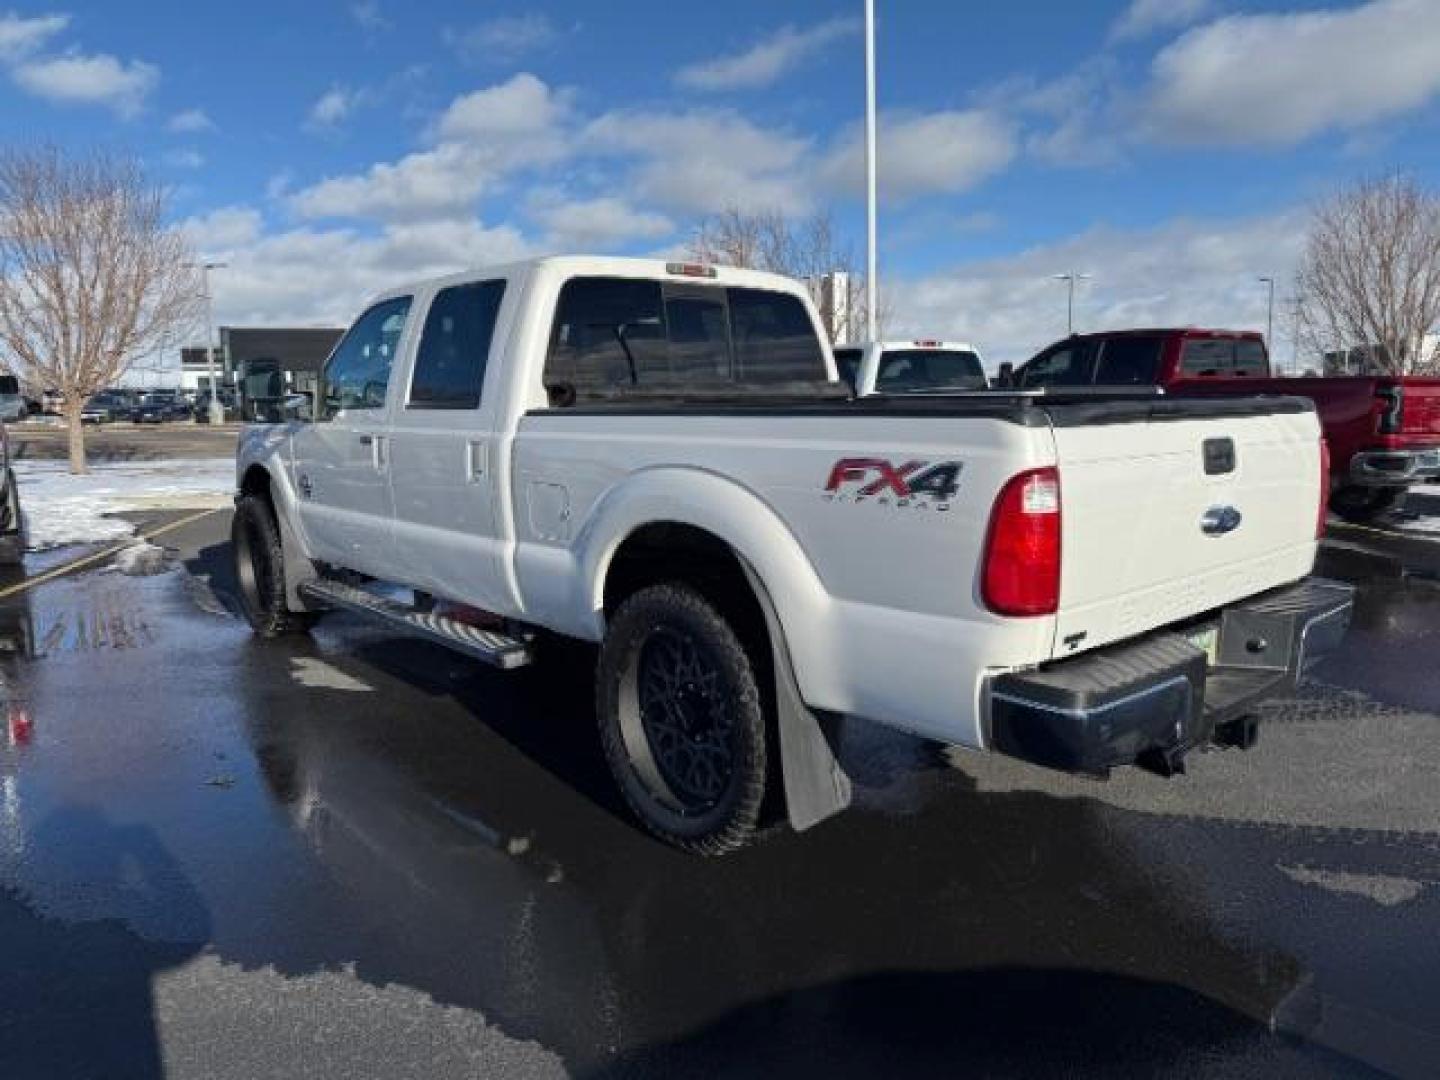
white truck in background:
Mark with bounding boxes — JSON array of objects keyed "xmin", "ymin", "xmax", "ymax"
[
  {"xmin": 233, "ymin": 256, "xmax": 1353, "ymax": 855},
  {"xmin": 834, "ymin": 339, "xmax": 989, "ymax": 396}
]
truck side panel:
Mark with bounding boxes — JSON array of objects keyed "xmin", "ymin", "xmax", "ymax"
[{"xmin": 511, "ymin": 412, "xmax": 1057, "ymax": 747}]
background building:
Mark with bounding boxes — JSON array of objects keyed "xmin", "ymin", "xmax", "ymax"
[{"xmin": 181, "ymin": 326, "xmax": 344, "ymax": 418}]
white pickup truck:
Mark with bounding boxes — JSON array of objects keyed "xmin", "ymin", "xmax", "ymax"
[
  {"xmin": 234, "ymin": 256, "xmax": 1353, "ymax": 854},
  {"xmin": 834, "ymin": 339, "xmax": 989, "ymax": 396}
]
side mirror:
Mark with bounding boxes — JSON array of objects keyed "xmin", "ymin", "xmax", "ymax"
[
  {"xmin": 281, "ymin": 392, "xmax": 313, "ymax": 423},
  {"xmin": 996, "ymin": 362, "xmax": 1015, "ymax": 388}
]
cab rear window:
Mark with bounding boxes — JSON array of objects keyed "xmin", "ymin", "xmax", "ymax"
[
  {"xmin": 1180, "ymin": 337, "xmax": 1268, "ymax": 376},
  {"xmin": 875, "ymin": 350, "xmax": 986, "ymax": 392},
  {"xmin": 546, "ymin": 277, "xmax": 826, "ymax": 402}
]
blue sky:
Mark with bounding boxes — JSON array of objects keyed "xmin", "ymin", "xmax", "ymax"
[{"xmin": 1, "ymin": 0, "xmax": 1438, "ymax": 363}]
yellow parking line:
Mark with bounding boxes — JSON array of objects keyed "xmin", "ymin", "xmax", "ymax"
[{"xmin": 0, "ymin": 507, "xmax": 223, "ymax": 600}]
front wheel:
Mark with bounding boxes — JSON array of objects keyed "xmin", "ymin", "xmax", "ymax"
[
  {"xmin": 1329, "ymin": 485, "xmax": 1403, "ymax": 524},
  {"xmin": 232, "ymin": 495, "xmax": 316, "ymax": 637},
  {"xmin": 597, "ymin": 583, "xmax": 769, "ymax": 856}
]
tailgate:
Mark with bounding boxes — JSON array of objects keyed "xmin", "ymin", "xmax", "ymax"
[
  {"xmin": 1399, "ymin": 379, "xmax": 1440, "ymax": 439},
  {"xmin": 1050, "ymin": 408, "xmax": 1320, "ymax": 658}
]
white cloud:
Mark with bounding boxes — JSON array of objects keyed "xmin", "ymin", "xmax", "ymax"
[
  {"xmin": 293, "ymin": 74, "xmax": 574, "ymax": 222},
  {"xmin": 164, "ymin": 148, "xmax": 205, "ymax": 170},
  {"xmin": 307, "ymin": 85, "xmax": 358, "ymax": 129},
  {"xmin": 0, "ymin": 11, "xmax": 67, "ymax": 60},
  {"xmin": 584, "ymin": 108, "xmax": 814, "ymax": 215},
  {"xmin": 445, "ymin": 14, "xmax": 557, "ymax": 62},
  {"xmin": 676, "ymin": 17, "xmax": 858, "ymax": 92},
  {"xmin": 821, "ymin": 110, "xmax": 1016, "ymax": 200},
  {"xmin": 12, "ymin": 51, "xmax": 158, "ymax": 118},
  {"xmin": 528, "ymin": 194, "xmax": 674, "ymax": 250},
  {"xmin": 182, "ymin": 205, "xmax": 265, "ymax": 252},
  {"xmin": 1110, "ymin": 0, "xmax": 1212, "ymax": 42},
  {"xmin": 892, "ymin": 210, "xmax": 1307, "ymax": 365},
  {"xmin": 167, "ymin": 108, "xmax": 215, "ymax": 133},
  {"xmin": 350, "ymin": 1, "xmax": 388, "ymax": 32},
  {"xmin": 185, "ymin": 213, "xmax": 534, "ymax": 330},
  {"xmin": 290, "ymin": 143, "xmax": 490, "ymax": 222},
  {"xmin": 1144, "ymin": 0, "xmax": 1440, "ymax": 146},
  {"xmin": 433, "ymin": 72, "xmax": 570, "ymax": 166}
]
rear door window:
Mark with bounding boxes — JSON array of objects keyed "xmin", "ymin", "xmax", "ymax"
[
  {"xmin": 1093, "ymin": 336, "xmax": 1163, "ymax": 385},
  {"xmin": 409, "ymin": 280, "xmax": 506, "ymax": 409}
]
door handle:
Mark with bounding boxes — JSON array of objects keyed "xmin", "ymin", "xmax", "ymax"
[
  {"xmin": 359, "ymin": 434, "xmax": 386, "ymax": 471},
  {"xmin": 466, "ymin": 440, "xmax": 487, "ymax": 482}
]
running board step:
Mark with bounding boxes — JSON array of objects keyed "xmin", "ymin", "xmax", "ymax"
[{"xmin": 298, "ymin": 579, "xmax": 534, "ymax": 670}]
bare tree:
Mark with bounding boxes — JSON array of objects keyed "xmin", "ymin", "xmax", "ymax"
[
  {"xmin": 0, "ymin": 146, "xmax": 202, "ymax": 472},
  {"xmin": 690, "ymin": 207, "xmax": 885, "ymax": 343},
  {"xmin": 1296, "ymin": 174, "xmax": 1440, "ymax": 376}
]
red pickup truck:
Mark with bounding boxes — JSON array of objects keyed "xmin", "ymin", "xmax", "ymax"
[{"xmin": 1003, "ymin": 329, "xmax": 1440, "ymax": 522}]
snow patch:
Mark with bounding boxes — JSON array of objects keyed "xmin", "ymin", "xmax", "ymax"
[
  {"xmin": 111, "ymin": 540, "xmax": 169, "ymax": 577},
  {"xmin": 1278, "ymin": 864, "xmax": 1423, "ymax": 907},
  {"xmin": 289, "ymin": 657, "xmax": 373, "ymax": 693},
  {"xmin": 12, "ymin": 458, "xmax": 233, "ymax": 550}
]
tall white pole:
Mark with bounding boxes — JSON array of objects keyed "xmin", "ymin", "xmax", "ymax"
[
  {"xmin": 200, "ymin": 261, "xmax": 228, "ymax": 424},
  {"xmin": 864, "ymin": 0, "xmax": 878, "ymax": 343}
]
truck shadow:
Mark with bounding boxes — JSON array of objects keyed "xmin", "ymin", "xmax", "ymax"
[{"xmin": 181, "ymin": 536, "xmax": 1373, "ymax": 1073}]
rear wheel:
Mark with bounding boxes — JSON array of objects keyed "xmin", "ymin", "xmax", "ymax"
[
  {"xmin": 1329, "ymin": 485, "xmax": 1403, "ymax": 524},
  {"xmin": 597, "ymin": 583, "xmax": 768, "ymax": 855},
  {"xmin": 232, "ymin": 495, "xmax": 316, "ymax": 637}
]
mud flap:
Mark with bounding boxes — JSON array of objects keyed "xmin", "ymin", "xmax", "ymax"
[{"xmin": 739, "ymin": 561, "xmax": 852, "ymax": 832}]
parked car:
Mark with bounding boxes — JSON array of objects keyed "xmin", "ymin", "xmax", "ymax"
[
  {"xmin": 234, "ymin": 256, "xmax": 1352, "ymax": 855},
  {"xmin": 193, "ymin": 391, "xmax": 239, "ymax": 423},
  {"xmin": 1003, "ymin": 329, "xmax": 1440, "ymax": 523},
  {"xmin": 834, "ymin": 340, "xmax": 989, "ymax": 396},
  {"xmin": 130, "ymin": 394, "xmax": 174, "ymax": 424},
  {"xmin": 81, "ymin": 391, "xmax": 127, "ymax": 424}
]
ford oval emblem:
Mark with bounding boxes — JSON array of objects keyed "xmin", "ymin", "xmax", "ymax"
[{"xmin": 1200, "ymin": 505, "xmax": 1243, "ymax": 536}]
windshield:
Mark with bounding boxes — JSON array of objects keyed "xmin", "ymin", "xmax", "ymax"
[{"xmin": 875, "ymin": 349, "xmax": 987, "ymax": 392}]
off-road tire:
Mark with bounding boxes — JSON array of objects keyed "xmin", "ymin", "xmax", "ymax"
[
  {"xmin": 232, "ymin": 495, "xmax": 316, "ymax": 637},
  {"xmin": 1329, "ymin": 485, "xmax": 1403, "ymax": 524},
  {"xmin": 597, "ymin": 583, "xmax": 768, "ymax": 856}
]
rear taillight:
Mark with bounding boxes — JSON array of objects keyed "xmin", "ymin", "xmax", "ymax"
[
  {"xmin": 1317, "ymin": 438, "xmax": 1331, "ymax": 539},
  {"xmin": 983, "ymin": 467, "xmax": 1061, "ymax": 616},
  {"xmin": 1375, "ymin": 385, "xmax": 1404, "ymax": 434}
]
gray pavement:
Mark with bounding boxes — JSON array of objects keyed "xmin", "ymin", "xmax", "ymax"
[{"xmin": 0, "ymin": 508, "xmax": 1435, "ymax": 1077}]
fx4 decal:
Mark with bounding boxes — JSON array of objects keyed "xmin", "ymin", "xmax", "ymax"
[{"xmin": 823, "ymin": 457, "xmax": 963, "ymax": 510}]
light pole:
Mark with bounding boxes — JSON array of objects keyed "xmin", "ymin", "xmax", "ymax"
[
  {"xmin": 1053, "ymin": 273, "xmax": 1091, "ymax": 334},
  {"xmin": 1258, "ymin": 276, "xmax": 1275, "ymax": 352},
  {"xmin": 197, "ymin": 261, "xmax": 227, "ymax": 425},
  {"xmin": 863, "ymin": 0, "xmax": 878, "ymax": 342}
]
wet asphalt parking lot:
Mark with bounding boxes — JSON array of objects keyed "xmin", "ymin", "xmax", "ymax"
[{"xmin": 1, "ymin": 492, "xmax": 1439, "ymax": 1077}]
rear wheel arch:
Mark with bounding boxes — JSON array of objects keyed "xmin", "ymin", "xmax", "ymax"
[{"xmin": 601, "ymin": 522, "xmax": 772, "ymax": 674}]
